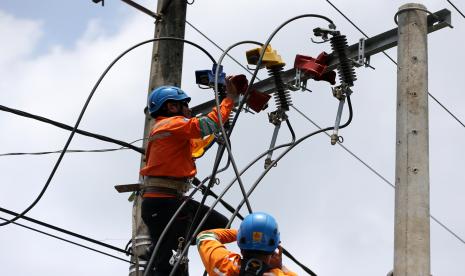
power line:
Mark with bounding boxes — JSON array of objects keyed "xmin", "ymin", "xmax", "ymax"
[
  {"xmin": 186, "ymin": 21, "xmax": 256, "ymax": 77},
  {"xmin": 0, "ymin": 37, "xmax": 213, "ymax": 227},
  {"xmin": 446, "ymin": 0, "xmax": 465, "ymax": 19},
  {"xmin": 325, "ymin": 0, "xmax": 465, "ymax": 129},
  {"xmin": 0, "ymin": 104, "xmax": 144, "ymax": 154},
  {"xmin": 291, "ymin": 106, "xmax": 394, "ymax": 188},
  {"xmin": 187, "ymin": 14, "xmax": 465, "ymax": 249},
  {"xmin": 291, "ymin": 105, "xmax": 465, "ymax": 247},
  {"xmin": 0, "ymin": 139, "xmax": 143, "ymax": 157},
  {"xmin": 0, "ymin": 216, "xmax": 133, "ymax": 264},
  {"xmin": 0, "ymin": 148, "xmax": 128, "ymax": 157},
  {"xmin": 0, "ymin": 206, "xmax": 131, "ymax": 255},
  {"xmin": 428, "ymin": 93, "xmax": 465, "ymax": 128}
]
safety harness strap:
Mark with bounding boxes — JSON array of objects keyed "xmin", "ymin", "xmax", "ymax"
[{"xmin": 239, "ymin": 258, "xmax": 270, "ymax": 276}]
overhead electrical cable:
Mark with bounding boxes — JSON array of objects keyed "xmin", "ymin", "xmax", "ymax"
[
  {"xmin": 225, "ymin": 96, "xmax": 352, "ymax": 228},
  {"xmin": 169, "ymin": 95, "xmax": 353, "ymax": 276},
  {"xmin": 147, "ymin": 137, "xmax": 309, "ymax": 276},
  {"xmin": 446, "ymin": 0, "xmax": 465, "ymax": 19},
  {"xmin": 325, "ymin": 0, "xmax": 465, "ymax": 129},
  {"xmin": 209, "ymin": 13, "xmax": 337, "ymax": 219},
  {"xmin": 0, "ymin": 206, "xmax": 131, "ymax": 255},
  {"xmin": 0, "ymin": 37, "xmax": 217, "ymax": 227},
  {"xmin": 0, "ymin": 139, "xmax": 144, "ymax": 157},
  {"xmin": 324, "ymin": 0, "xmax": 465, "ymax": 246},
  {"xmin": 0, "ymin": 217, "xmax": 133, "ymax": 264},
  {"xmin": 0, "ymin": 104, "xmax": 144, "ymax": 154},
  {"xmin": 172, "ymin": 14, "xmax": 337, "ymax": 276},
  {"xmin": 292, "ymin": 105, "xmax": 394, "ymax": 188},
  {"xmin": 292, "ymin": 105, "xmax": 465, "ymax": 246},
  {"xmin": 185, "ymin": 21, "xmax": 255, "ymax": 77}
]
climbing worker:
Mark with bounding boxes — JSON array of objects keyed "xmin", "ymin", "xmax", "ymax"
[
  {"xmin": 140, "ymin": 76, "xmax": 240, "ymax": 276},
  {"xmin": 196, "ymin": 212, "xmax": 298, "ymax": 276}
]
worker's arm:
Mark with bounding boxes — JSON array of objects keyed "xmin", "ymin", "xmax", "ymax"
[
  {"xmin": 168, "ymin": 75, "xmax": 239, "ymax": 138},
  {"xmin": 196, "ymin": 229, "xmax": 240, "ymax": 275}
]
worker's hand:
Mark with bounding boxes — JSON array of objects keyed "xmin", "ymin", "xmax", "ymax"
[
  {"xmin": 268, "ymin": 245, "xmax": 283, "ymax": 269},
  {"xmin": 225, "ymin": 75, "xmax": 239, "ymax": 99}
]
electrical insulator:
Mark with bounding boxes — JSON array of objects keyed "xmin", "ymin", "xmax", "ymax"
[
  {"xmin": 246, "ymin": 45, "xmax": 292, "ymax": 111},
  {"xmin": 294, "ymin": 52, "xmax": 336, "ymax": 85},
  {"xmin": 330, "ymin": 34, "xmax": 357, "ymax": 87}
]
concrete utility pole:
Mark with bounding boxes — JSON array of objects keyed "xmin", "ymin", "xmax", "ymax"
[
  {"xmin": 130, "ymin": 0, "xmax": 187, "ymax": 275},
  {"xmin": 394, "ymin": 3, "xmax": 430, "ymax": 276}
]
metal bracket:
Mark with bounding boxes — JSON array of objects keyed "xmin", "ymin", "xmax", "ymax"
[
  {"xmin": 352, "ymin": 38, "xmax": 375, "ymax": 69},
  {"xmin": 120, "ymin": 0, "xmax": 162, "ymax": 21},
  {"xmin": 115, "ymin": 183, "xmax": 142, "ymax": 193}
]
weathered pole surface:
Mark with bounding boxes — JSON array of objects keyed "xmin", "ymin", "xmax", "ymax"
[
  {"xmin": 130, "ymin": 0, "xmax": 187, "ymax": 275},
  {"xmin": 394, "ymin": 3, "xmax": 430, "ymax": 276}
]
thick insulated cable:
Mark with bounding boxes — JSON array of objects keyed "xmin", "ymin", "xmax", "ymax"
[
  {"xmin": 226, "ymin": 96, "xmax": 353, "ymax": 228},
  {"xmin": 208, "ymin": 14, "xmax": 336, "ymax": 216},
  {"xmin": 226, "ymin": 14, "xmax": 335, "ymax": 136},
  {"xmin": 0, "ymin": 217, "xmax": 134, "ymax": 264},
  {"xmin": 181, "ymin": 40, "xmax": 264, "ymax": 263},
  {"xmin": 170, "ymin": 14, "xmax": 337, "ymax": 275},
  {"xmin": 170, "ymin": 96, "xmax": 353, "ymax": 276},
  {"xmin": 145, "ymin": 135, "xmax": 298, "ymax": 275},
  {"xmin": 0, "ymin": 104, "xmax": 144, "ymax": 154},
  {"xmin": 0, "ymin": 37, "xmax": 216, "ymax": 227},
  {"xmin": 213, "ymin": 40, "xmax": 265, "ymax": 212}
]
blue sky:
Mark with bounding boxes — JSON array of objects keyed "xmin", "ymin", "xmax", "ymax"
[{"xmin": 1, "ymin": 0, "xmax": 128, "ymax": 54}]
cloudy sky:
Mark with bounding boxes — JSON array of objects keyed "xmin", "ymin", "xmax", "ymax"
[{"xmin": 1, "ymin": 0, "xmax": 464, "ymax": 275}]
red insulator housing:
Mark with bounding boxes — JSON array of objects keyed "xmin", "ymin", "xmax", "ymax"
[
  {"xmin": 246, "ymin": 90, "xmax": 271, "ymax": 113},
  {"xmin": 294, "ymin": 52, "xmax": 336, "ymax": 85}
]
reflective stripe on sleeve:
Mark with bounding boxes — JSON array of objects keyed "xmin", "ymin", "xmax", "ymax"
[
  {"xmin": 196, "ymin": 232, "xmax": 218, "ymax": 247},
  {"xmin": 199, "ymin": 117, "xmax": 219, "ymax": 137}
]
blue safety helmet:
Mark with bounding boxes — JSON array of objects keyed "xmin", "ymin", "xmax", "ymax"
[
  {"xmin": 147, "ymin": 86, "xmax": 191, "ymax": 117},
  {"xmin": 237, "ymin": 212, "xmax": 280, "ymax": 253}
]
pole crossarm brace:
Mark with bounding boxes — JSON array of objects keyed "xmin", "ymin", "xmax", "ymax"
[
  {"xmin": 191, "ymin": 8, "xmax": 451, "ymax": 116},
  {"xmin": 120, "ymin": 0, "xmax": 162, "ymax": 20}
]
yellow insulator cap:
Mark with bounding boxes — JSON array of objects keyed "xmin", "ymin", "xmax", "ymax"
[{"xmin": 246, "ymin": 45, "xmax": 285, "ymax": 68}]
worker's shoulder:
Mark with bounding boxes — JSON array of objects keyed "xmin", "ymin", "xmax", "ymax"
[{"xmin": 154, "ymin": 116, "xmax": 193, "ymax": 128}]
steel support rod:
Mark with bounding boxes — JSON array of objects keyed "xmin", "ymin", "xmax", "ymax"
[{"xmin": 394, "ymin": 3, "xmax": 430, "ymax": 276}]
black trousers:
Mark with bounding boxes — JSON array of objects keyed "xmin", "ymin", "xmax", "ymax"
[{"xmin": 141, "ymin": 196, "xmax": 228, "ymax": 276}]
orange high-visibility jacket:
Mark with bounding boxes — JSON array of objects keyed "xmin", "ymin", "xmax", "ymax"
[
  {"xmin": 140, "ymin": 98, "xmax": 234, "ymax": 178},
  {"xmin": 196, "ymin": 229, "xmax": 298, "ymax": 276}
]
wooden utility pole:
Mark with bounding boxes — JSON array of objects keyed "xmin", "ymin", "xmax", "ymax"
[
  {"xmin": 130, "ymin": 0, "xmax": 187, "ymax": 275},
  {"xmin": 394, "ymin": 3, "xmax": 430, "ymax": 276}
]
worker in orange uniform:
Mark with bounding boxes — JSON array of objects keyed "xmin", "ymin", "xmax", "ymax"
[
  {"xmin": 197, "ymin": 212, "xmax": 298, "ymax": 276},
  {"xmin": 140, "ymin": 76, "xmax": 239, "ymax": 276}
]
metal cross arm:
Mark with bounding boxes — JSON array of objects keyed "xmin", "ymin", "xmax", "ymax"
[
  {"xmin": 191, "ymin": 8, "xmax": 451, "ymax": 117},
  {"xmin": 326, "ymin": 8, "xmax": 452, "ymax": 71}
]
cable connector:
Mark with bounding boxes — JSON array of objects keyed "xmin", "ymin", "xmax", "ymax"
[{"xmin": 169, "ymin": 237, "xmax": 189, "ymax": 266}]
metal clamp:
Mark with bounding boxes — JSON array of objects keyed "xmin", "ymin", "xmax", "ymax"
[
  {"xmin": 169, "ymin": 237, "xmax": 189, "ymax": 266},
  {"xmin": 351, "ymin": 38, "xmax": 374, "ymax": 69},
  {"xmin": 289, "ymin": 68, "xmax": 309, "ymax": 92}
]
